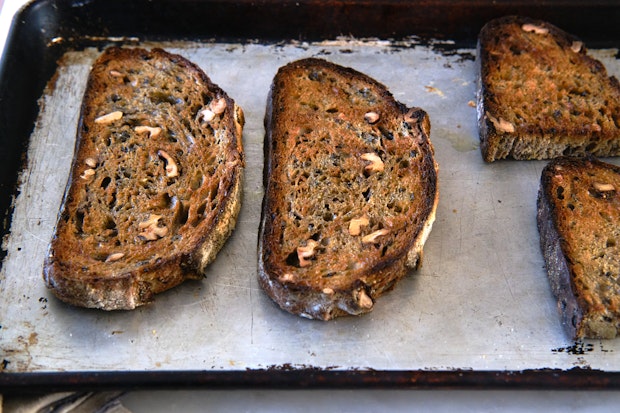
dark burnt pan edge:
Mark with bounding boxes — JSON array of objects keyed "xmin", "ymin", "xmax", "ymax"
[
  {"xmin": 2, "ymin": 368, "xmax": 620, "ymax": 393},
  {"xmin": 39, "ymin": 0, "xmax": 620, "ymax": 46}
]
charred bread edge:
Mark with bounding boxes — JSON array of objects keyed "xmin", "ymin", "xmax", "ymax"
[
  {"xmin": 43, "ymin": 47, "xmax": 245, "ymax": 310},
  {"xmin": 537, "ymin": 168, "xmax": 582, "ymax": 339},
  {"xmin": 476, "ymin": 16, "xmax": 615, "ymax": 162},
  {"xmin": 258, "ymin": 58, "xmax": 439, "ymax": 320},
  {"xmin": 536, "ymin": 156, "xmax": 620, "ymax": 339},
  {"xmin": 475, "ymin": 16, "xmax": 576, "ymax": 162}
]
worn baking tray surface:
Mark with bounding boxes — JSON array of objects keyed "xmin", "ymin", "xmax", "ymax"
[{"xmin": 1, "ymin": 0, "xmax": 620, "ymax": 390}]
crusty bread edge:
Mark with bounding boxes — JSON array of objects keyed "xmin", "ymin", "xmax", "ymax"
[
  {"xmin": 537, "ymin": 156, "xmax": 620, "ymax": 339},
  {"xmin": 406, "ymin": 114, "xmax": 438, "ymax": 271},
  {"xmin": 477, "ymin": 16, "xmax": 620, "ymax": 162},
  {"xmin": 196, "ymin": 103, "xmax": 245, "ymax": 272},
  {"xmin": 43, "ymin": 50, "xmax": 245, "ymax": 310},
  {"xmin": 536, "ymin": 173, "xmax": 582, "ymax": 339},
  {"xmin": 257, "ymin": 60, "xmax": 438, "ymax": 320}
]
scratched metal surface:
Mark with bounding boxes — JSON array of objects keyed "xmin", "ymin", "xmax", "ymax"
[{"xmin": 1, "ymin": 40, "xmax": 619, "ymax": 373}]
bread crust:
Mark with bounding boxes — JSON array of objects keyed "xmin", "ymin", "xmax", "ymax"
[
  {"xmin": 259, "ymin": 58, "xmax": 438, "ymax": 320},
  {"xmin": 477, "ymin": 16, "xmax": 620, "ymax": 162},
  {"xmin": 537, "ymin": 156, "xmax": 620, "ymax": 338},
  {"xmin": 43, "ymin": 47, "xmax": 244, "ymax": 310}
]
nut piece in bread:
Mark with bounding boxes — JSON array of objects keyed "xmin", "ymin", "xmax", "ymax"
[
  {"xmin": 537, "ymin": 156, "xmax": 620, "ymax": 338},
  {"xmin": 43, "ymin": 47, "xmax": 245, "ymax": 310},
  {"xmin": 259, "ymin": 58, "xmax": 438, "ymax": 320},
  {"xmin": 477, "ymin": 16, "xmax": 620, "ymax": 162}
]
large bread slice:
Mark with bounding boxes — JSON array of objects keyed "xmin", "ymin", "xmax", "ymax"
[
  {"xmin": 43, "ymin": 47, "xmax": 245, "ymax": 310},
  {"xmin": 258, "ymin": 58, "xmax": 438, "ymax": 320},
  {"xmin": 477, "ymin": 16, "xmax": 620, "ymax": 162},
  {"xmin": 537, "ymin": 156, "xmax": 620, "ymax": 338}
]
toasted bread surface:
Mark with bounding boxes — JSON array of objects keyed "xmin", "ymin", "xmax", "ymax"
[
  {"xmin": 259, "ymin": 58, "xmax": 438, "ymax": 320},
  {"xmin": 477, "ymin": 16, "xmax": 620, "ymax": 162},
  {"xmin": 43, "ymin": 47, "xmax": 244, "ymax": 310},
  {"xmin": 537, "ymin": 156, "xmax": 620, "ymax": 338}
]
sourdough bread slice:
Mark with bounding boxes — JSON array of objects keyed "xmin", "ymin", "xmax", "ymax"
[
  {"xmin": 537, "ymin": 156, "xmax": 620, "ymax": 338},
  {"xmin": 43, "ymin": 47, "xmax": 245, "ymax": 310},
  {"xmin": 259, "ymin": 58, "xmax": 438, "ymax": 320},
  {"xmin": 477, "ymin": 16, "xmax": 620, "ymax": 162}
]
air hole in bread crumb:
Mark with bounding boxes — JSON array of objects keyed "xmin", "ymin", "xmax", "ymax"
[
  {"xmin": 301, "ymin": 102, "xmax": 319, "ymax": 111},
  {"xmin": 286, "ymin": 251, "xmax": 300, "ymax": 267},
  {"xmin": 362, "ymin": 188, "xmax": 371, "ymax": 201},
  {"xmin": 75, "ymin": 210, "xmax": 85, "ymax": 234},
  {"xmin": 101, "ymin": 176, "xmax": 111, "ymax": 189},
  {"xmin": 308, "ymin": 70, "xmax": 323, "ymax": 81},
  {"xmin": 196, "ymin": 202, "xmax": 207, "ymax": 218},
  {"xmin": 103, "ymin": 215, "xmax": 116, "ymax": 230},
  {"xmin": 173, "ymin": 201, "xmax": 189, "ymax": 226}
]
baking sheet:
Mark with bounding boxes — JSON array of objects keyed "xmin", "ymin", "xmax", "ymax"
[{"xmin": 1, "ymin": 38, "xmax": 620, "ymax": 375}]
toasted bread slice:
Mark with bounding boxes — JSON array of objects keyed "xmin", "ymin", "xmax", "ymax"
[
  {"xmin": 477, "ymin": 16, "xmax": 620, "ymax": 162},
  {"xmin": 537, "ymin": 156, "xmax": 620, "ymax": 338},
  {"xmin": 258, "ymin": 58, "xmax": 438, "ymax": 320},
  {"xmin": 43, "ymin": 47, "xmax": 245, "ymax": 310}
]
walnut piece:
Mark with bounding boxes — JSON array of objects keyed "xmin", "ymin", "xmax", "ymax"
[
  {"xmin": 157, "ymin": 150, "xmax": 179, "ymax": 178},
  {"xmin": 361, "ymin": 152, "xmax": 384, "ymax": 173},
  {"xmin": 364, "ymin": 111, "xmax": 380, "ymax": 124},
  {"xmin": 138, "ymin": 214, "xmax": 168, "ymax": 241},
  {"xmin": 356, "ymin": 289, "xmax": 373, "ymax": 309},
  {"xmin": 279, "ymin": 272, "xmax": 296, "ymax": 283},
  {"xmin": 199, "ymin": 108, "xmax": 216, "ymax": 123},
  {"xmin": 361, "ymin": 229, "xmax": 390, "ymax": 244},
  {"xmin": 486, "ymin": 111, "xmax": 515, "ymax": 133},
  {"xmin": 521, "ymin": 23, "xmax": 549, "ymax": 35},
  {"xmin": 348, "ymin": 216, "xmax": 370, "ymax": 236},
  {"xmin": 84, "ymin": 158, "xmax": 97, "ymax": 168},
  {"xmin": 297, "ymin": 239, "xmax": 319, "ymax": 267},
  {"xmin": 94, "ymin": 111, "xmax": 123, "ymax": 124},
  {"xmin": 593, "ymin": 182, "xmax": 615, "ymax": 192},
  {"xmin": 199, "ymin": 97, "xmax": 228, "ymax": 123},
  {"xmin": 105, "ymin": 252, "xmax": 125, "ymax": 262},
  {"xmin": 135, "ymin": 125, "xmax": 162, "ymax": 139},
  {"xmin": 404, "ymin": 108, "xmax": 418, "ymax": 125},
  {"xmin": 210, "ymin": 97, "xmax": 227, "ymax": 115},
  {"xmin": 80, "ymin": 168, "xmax": 96, "ymax": 180}
]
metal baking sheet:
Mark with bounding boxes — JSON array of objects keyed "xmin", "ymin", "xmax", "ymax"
[{"xmin": 1, "ymin": 0, "xmax": 620, "ymax": 390}]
